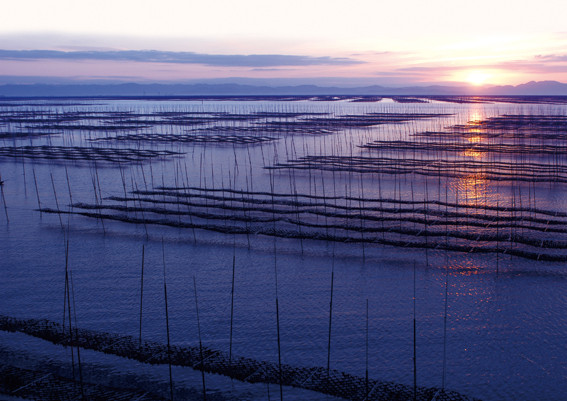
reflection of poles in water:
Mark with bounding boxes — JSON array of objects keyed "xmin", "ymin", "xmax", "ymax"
[{"xmin": 193, "ymin": 276, "xmax": 207, "ymax": 401}]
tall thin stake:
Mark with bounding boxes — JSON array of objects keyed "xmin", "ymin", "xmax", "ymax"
[
  {"xmin": 64, "ymin": 240, "xmax": 76, "ymax": 382},
  {"xmin": 139, "ymin": 245, "xmax": 145, "ymax": 348},
  {"xmin": 327, "ymin": 246, "xmax": 335, "ymax": 377},
  {"xmin": 275, "ymin": 295, "xmax": 283, "ymax": 401},
  {"xmin": 0, "ymin": 178, "xmax": 8, "ymax": 224},
  {"xmin": 365, "ymin": 298, "xmax": 369, "ymax": 401},
  {"xmin": 442, "ymin": 254, "xmax": 449, "ymax": 391},
  {"xmin": 496, "ymin": 200, "xmax": 500, "ymax": 275},
  {"xmin": 413, "ymin": 261, "xmax": 417, "ymax": 401},
  {"xmin": 32, "ymin": 168, "xmax": 41, "ymax": 214},
  {"xmin": 50, "ymin": 172, "xmax": 64, "ymax": 230},
  {"xmin": 65, "ymin": 166, "xmax": 73, "ymax": 206},
  {"xmin": 162, "ymin": 242, "xmax": 174, "ymax": 401},
  {"xmin": 69, "ymin": 269, "xmax": 85, "ymax": 399},
  {"xmin": 229, "ymin": 248, "xmax": 236, "ymax": 366},
  {"xmin": 270, "ymin": 170, "xmax": 284, "ymax": 401},
  {"xmin": 193, "ymin": 276, "xmax": 207, "ymax": 401}
]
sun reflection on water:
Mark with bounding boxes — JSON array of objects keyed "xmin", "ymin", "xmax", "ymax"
[
  {"xmin": 452, "ymin": 173, "xmax": 491, "ymax": 207},
  {"xmin": 450, "ymin": 259, "xmax": 484, "ymax": 276},
  {"xmin": 467, "ymin": 135, "xmax": 483, "ymax": 143},
  {"xmin": 467, "ymin": 110, "xmax": 484, "ymax": 125},
  {"xmin": 463, "ymin": 149, "xmax": 483, "ymax": 158}
]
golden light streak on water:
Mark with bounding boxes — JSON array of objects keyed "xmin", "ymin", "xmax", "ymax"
[{"xmin": 463, "ymin": 149, "xmax": 483, "ymax": 158}]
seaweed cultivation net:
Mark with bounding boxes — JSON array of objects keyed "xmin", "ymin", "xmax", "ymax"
[
  {"xmin": 0, "ymin": 146, "xmax": 181, "ymax": 163},
  {"xmin": 269, "ymin": 155, "xmax": 567, "ymax": 183},
  {"xmin": 38, "ymin": 184, "xmax": 567, "ymax": 261},
  {"xmin": 0, "ymin": 315, "xmax": 481, "ymax": 401},
  {"xmin": 90, "ymin": 133, "xmax": 278, "ymax": 145}
]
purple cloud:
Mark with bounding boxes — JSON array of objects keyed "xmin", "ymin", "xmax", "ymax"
[{"xmin": 0, "ymin": 49, "xmax": 363, "ymax": 67}]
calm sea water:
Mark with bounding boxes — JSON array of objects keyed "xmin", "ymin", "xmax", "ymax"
[{"xmin": 0, "ymin": 97, "xmax": 566, "ymax": 400}]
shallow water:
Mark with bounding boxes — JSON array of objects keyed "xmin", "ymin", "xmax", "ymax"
[{"xmin": 1, "ymin": 97, "xmax": 566, "ymax": 400}]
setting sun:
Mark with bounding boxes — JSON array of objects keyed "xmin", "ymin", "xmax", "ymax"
[{"xmin": 466, "ymin": 71, "xmax": 491, "ymax": 86}]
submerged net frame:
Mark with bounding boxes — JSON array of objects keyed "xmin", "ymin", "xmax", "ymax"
[{"xmin": 0, "ymin": 315, "xmax": 481, "ymax": 401}]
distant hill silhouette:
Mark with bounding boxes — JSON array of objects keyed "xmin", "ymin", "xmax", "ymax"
[{"xmin": 1, "ymin": 80, "xmax": 567, "ymax": 97}]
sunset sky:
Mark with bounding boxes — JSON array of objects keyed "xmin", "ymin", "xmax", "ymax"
[{"xmin": 1, "ymin": 0, "xmax": 567, "ymax": 87}]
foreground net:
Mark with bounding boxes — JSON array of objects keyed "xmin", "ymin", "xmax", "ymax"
[{"xmin": 0, "ymin": 315, "xmax": 481, "ymax": 401}]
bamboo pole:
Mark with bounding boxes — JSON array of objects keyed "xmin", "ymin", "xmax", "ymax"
[
  {"xmin": 193, "ymin": 276, "xmax": 207, "ymax": 401},
  {"xmin": 413, "ymin": 261, "xmax": 417, "ymax": 401},
  {"xmin": 229, "ymin": 248, "xmax": 236, "ymax": 366},
  {"xmin": 162, "ymin": 241, "xmax": 174, "ymax": 401},
  {"xmin": 139, "ymin": 245, "xmax": 145, "ymax": 348},
  {"xmin": 326, "ymin": 247, "xmax": 335, "ymax": 377}
]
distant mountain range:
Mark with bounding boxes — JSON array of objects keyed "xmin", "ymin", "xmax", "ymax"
[{"xmin": 1, "ymin": 80, "xmax": 567, "ymax": 97}]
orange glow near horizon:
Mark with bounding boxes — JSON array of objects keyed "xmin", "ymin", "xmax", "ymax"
[{"xmin": 0, "ymin": 53, "xmax": 563, "ymax": 87}]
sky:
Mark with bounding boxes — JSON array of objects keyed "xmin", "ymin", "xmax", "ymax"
[{"xmin": 1, "ymin": 0, "xmax": 567, "ymax": 87}]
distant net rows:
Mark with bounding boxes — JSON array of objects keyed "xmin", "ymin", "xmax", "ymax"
[
  {"xmin": 269, "ymin": 155, "xmax": 567, "ymax": 183},
  {"xmin": 38, "ymin": 185, "xmax": 567, "ymax": 261},
  {"xmin": 0, "ymin": 146, "xmax": 180, "ymax": 163},
  {"xmin": 0, "ymin": 109, "xmax": 450, "ymax": 137}
]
